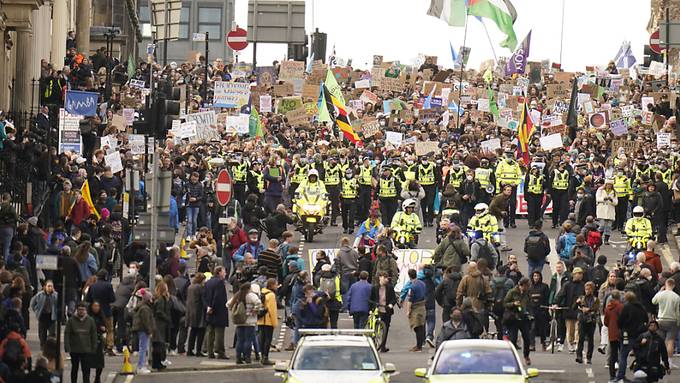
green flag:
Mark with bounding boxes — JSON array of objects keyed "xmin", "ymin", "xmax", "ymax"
[
  {"xmin": 127, "ymin": 55, "xmax": 136, "ymax": 79},
  {"xmin": 317, "ymin": 82, "xmax": 332, "ymax": 123},
  {"xmin": 249, "ymin": 106, "xmax": 261, "ymax": 138},
  {"xmin": 325, "ymin": 69, "xmax": 345, "ymax": 106},
  {"xmin": 487, "ymin": 85, "xmax": 499, "ymax": 121}
]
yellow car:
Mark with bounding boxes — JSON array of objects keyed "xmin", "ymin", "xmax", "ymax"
[
  {"xmin": 414, "ymin": 339, "xmax": 539, "ymax": 383},
  {"xmin": 275, "ymin": 329, "xmax": 396, "ymax": 383}
]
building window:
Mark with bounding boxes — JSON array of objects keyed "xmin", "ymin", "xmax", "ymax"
[
  {"xmin": 198, "ymin": 7, "xmax": 221, "ymax": 40},
  {"xmin": 139, "ymin": 4, "xmax": 189, "ymax": 39},
  {"xmin": 139, "ymin": 5, "xmax": 152, "ymax": 38}
]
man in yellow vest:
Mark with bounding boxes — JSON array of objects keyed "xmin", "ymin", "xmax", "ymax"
[
  {"xmin": 357, "ymin": 156, "xmax": 375, "ymax": 225},
  {"xmin": 247, "ymin": 160, "xmax": 265, "ymax": 204},
  {"xmin": 444, "ymin": 159, "xmax": 469, "ymax": 191},
  {"xmin": 377, "ymin": 165, "xmax": 399, "ymax": 225},
  {"xmin": 524, "ymin": 165, "xmax": 545, "ymax": 228},
  {"xmin": 417, "ymin": 157, "xmax": 439, "ymax": 227},
  {"xmin": 467, "ymin": 203, "xmax": 500, "ymax": 243},
  {"xmin": 231, "ymin": 155, "xmax": 249, "ymax": 205},
  {"xmin": 475, "ymin": 158, "xmax": 496, "ymax": 204},
  {"xmin": 289, "ymin": 155, "xmax": 309, "ymax": 204},
  {"xmin": 549, "ymin": 161, "xmax": 571, "ymax": 228},
  {"xmin": 324, "ymin": 157, "xmax": 342, "ymax": 226},
  {"xmin": 495, "ymin": 151, "xmax": 522, "ymax": 228},
  {"xmin": 402, "ymin": 156, "xmax": 418, "ymax": 188},
  {"xmin": 657, "ymin": 159, "xmax": 672, "ymax": 188},
  {"xmin": 625, "ymin": 206, "xmax": 652, "ymax": 249},
  {"xmin": 340, "ymin": 168, "xmax": 359, "ymax": 234},
  {"xmin": 613, "ymin": 167, "xmax": 632, "ymax": 232}
]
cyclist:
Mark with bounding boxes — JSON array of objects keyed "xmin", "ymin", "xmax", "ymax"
[
  {"xmin": 391, "ymin": 199, "xmax": 422, "ymax": 248},
  {"xmin": 370, "ymin": 271, "xmax": 397, "ymax": 353}
]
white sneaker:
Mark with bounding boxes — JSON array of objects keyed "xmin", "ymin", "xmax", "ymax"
[
  {"xmin": 168, "ymin": 350, "xmax": 178, "ymax": 356},
  {"xmin": 161, "ymin": 359, "xmax": 172, "ymax": 366},
  {"xmin": 137, "ymin": 367, "xmax": 151, "ymax": 374},
  {"xmin": 557, "ymin": 344, "xmax": 564, "ymax": 352}
]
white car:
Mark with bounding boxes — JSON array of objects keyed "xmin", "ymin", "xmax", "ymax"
[
  {"xmin": 414, "ymin": 339, "xmax": 539, "ymax": 383},
  {"xmin": 275, "ymin": 330, "xmax": 396, "ymax": 383}
]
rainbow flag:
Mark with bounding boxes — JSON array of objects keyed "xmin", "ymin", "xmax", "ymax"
[
  {"xmin": 516, "ymin": 100, "xmax": 534, "ymax": 165},
  {"xmin": 81, "ymin": 179, "xmax": 101, "ymax": 220}
]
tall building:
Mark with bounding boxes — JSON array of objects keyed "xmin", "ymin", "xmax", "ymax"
[
  {"xmin": 136, "ymin": 0, "xmax": 236, "ymax": 65},
  {"xmin": 649, "ymin": 0, "xmax": 680, "ymax": 68}
]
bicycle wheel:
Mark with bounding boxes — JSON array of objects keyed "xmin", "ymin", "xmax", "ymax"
[{"xmin": 373, "ymin": 320, "xmax": 386, "ymax": 348}]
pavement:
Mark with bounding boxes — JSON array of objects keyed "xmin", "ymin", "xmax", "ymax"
[{"xmin": 29, "ymin": 216, "xmax": 680, "ymax": 383}]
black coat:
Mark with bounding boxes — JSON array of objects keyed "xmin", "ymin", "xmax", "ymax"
[
  {"xmin": 641, "ymin": 191, "xmax": 663, "ymax": 218},
  {"xmin": 203, "ymin": 276, "xmax": 229, "ymax": 327},
  {"xmin": 85, "ymin": 279, "xmax": 116, "ymax": 317},
  {"xmin": 370, "ymin": 282, "xmax": 397, "ymax": 315},
  {"xmin": 556, "ymin": 279, "xmax": 585, "ymax": 319},
  {"xmin": 618, "ymin": 301, "xmax": 648, "ymax": 339}
]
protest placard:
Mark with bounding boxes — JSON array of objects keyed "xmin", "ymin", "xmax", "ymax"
[
  {"xmin": 129, "ymin": 79, "xmax": 145, "ymax": 89},
  {"xmin": 554, "ymin": 72, "xmax": 574, "ymax": 84},
  {"xmin": 185, "ymin": 110, "xmax": 216, "ymax": 128},
  {"xmin": 256, "ymin": 66, "xmax": 277, "ymax": 88},
  {"xmin": 649, "ymin": 61, "xmax": 666, "ymax": 78},
  {"xmin": 301, "ymin": 84, "xmax": 320, "ymax": 100},
  {"xmin": 361, "ymin": 119, "xmax": 380, "ymax": 138},
  {"xmin": 273, "ymin": 83, "xmax": 294, "ymax": 97},
  {"xmin": 225, "ymin": 114, "xmax": 249, "ymax": 135},
  {"xmin": 379, "ymin": 77, "xmax": 405, "ymax": 93},
  {"xmin": 360, "ymin": 90, "xmax": 380, "ymax": 106},
  {"xmin": 611, "ymin": 139, "xmax": 640, "ymax": 157},
  {"xmin": 128, "ymin": 134, "xmax": 146, "ymax": 154},
  {"xmin": 123, "ymin": 108, "xmax": 135, "ymax": 126},
  {"xmin": 278, "ymin": 60, "xmax": 305, "ymax": 81},
  {"xmin": 355, "ymin": 79, "xmax": 371, "ymax": 89},
  {"xmin": 111, "ymin": 114, "xmax": 127, "ymax": 132},
  {"xmin": 100, "ymin": 135, "xmax": 116, "ymax": 151},
  {"xmin": 385, "ymin": 131, "xmax": 403, "ymax": 148},
  {"xmin": 414, "ymin": 141, "xmax": 441, "ymax": 156},
  {"xmin": 480, "ymin": 138, "xmax": 501, "ymax": 152},
  {"xmin": 105, "ymin": 151, "xmax": 123, "ymax": 173},
  {"xmin": 286, "ymin": 107, "xmax": 311, "ymax": 127},
  {"xmin": 213, "ymin": 82, "xmax": 250, "ymax": 108},
  {"xmin": 303, "ymin": 102, "xmax": 318, "ymax": 116},
  {"xmin": 539, "ymin": 133, "xmax": 563, "ymax": 150},
  {"xmin": 642, "ymin": 111, "xmax": 654, "ymax": 125},
  {"xmin": 657, "ymin": 132, "xmax": 671, "ymax": 148},
  {"xmin": 259, "ymin": 95, "xmax": 272, "ymax": 113},
  {"xmin": 277, "ymin": 97, "xmax": 303, "ymax": 115},
  {"xmin": 349, "ymin": 99, "xmax": 364, "ymax": 112},
  {"xmin": 177, "ymin": 121, "xmax": 198, "ymax": 139},
  {"xmin": 477, "ymin": 98, "xmax": 490, "ymax": 112},
  {"xmin": 546, "ymin": 83, "xmax": 569, "ymax": 99},
  {"xmin": 609, "ymin": 119, "xmax": 628, "ymax": 136}
]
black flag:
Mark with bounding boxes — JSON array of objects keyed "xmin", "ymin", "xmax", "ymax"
[{"xmin": 566, "ymin": 76, "xmax": 578, "ymax": 139}]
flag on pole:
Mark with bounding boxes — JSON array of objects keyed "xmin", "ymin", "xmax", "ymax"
[
  {"xmin": 505, "ymin": 30, "xmax": 531, "ymax": 76},
  {"xmin": 516, "ymin": 100, "xmax": 535, "ymax": 165},
  {"xmin": 249, "ymin": 105, "xmax": 263, "ymax": 139},
  {"xmin": 127, "ymin": 55, "xmax": 136, "ymax": 80},
  {"xmin": 566, "ymin": 76, "xmax": 578, "ymax": 137},
  {"xmin": 427, "ymin": 0, "xmax": 467, "ymax": 27},
  {"xmin": 81, "ymin": 180, "xmax": 101, "ymax": 220},
  {"xmin": 468, "ymin": 0, "xmax": 518, "ymax": 50},
  {"xmin": 423, "ymin": 86, "xmax": 436, "ymax": 110},
  {"xmin": 449, "ymin": 42, "xmax": 458, "ymax": 65},
  {"xmin": 306, "ymin": 52, "xmax": 315, "ymax": 73},
  {"xmin": 319, "ymin": 82, "xmax": 362, "ymax": 146},
  {"xmin": 614, "ymin": 41, "xmax": 636, "ymax": 68}
]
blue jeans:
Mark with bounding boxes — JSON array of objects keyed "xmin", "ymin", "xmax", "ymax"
[
  {"xmin": 0, "ymin": 226, "xmax": 14, "ymax": 263},
  {"xmin": 527, "ymin": 258, "xmax": 545, "ymax": 276},
  {"xmin": 186, "ymin": 206, "xmax": 200, "ymax": 236},
  {"xmin": 236, "ymin": 326, "xmax": 256, "ymax": 360},
  {"xmin": 616, "ymin": 342, "xmax": 633, "ymax": 380},
  {"xmin": 352, "ymin": 312, "xmax": 369, "ymax": 329},
  {"xmin": 426, "ymin": 308, "xmax": 436, "ymax": 339},
  {"xmin": 137, "ymin": 331, "xmax": 149, "ymax": 368}
]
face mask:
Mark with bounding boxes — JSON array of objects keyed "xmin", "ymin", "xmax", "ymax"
[
  {"xmin": 129, "ymin": 268, "xmax": 137, "ymax": 276},
  {"xmin": 451, "ymin": 314, "xmax": 463, "ymax": 322},
  {"xmin": 577, "ymin": 193, "xmax": 584, "ymax": 199},
  {"xmin": 423, "ymin": 160, "xmax": 429, "ymax": 165},
  {"xmin": 407, "ymin": 160, "xmax": 413, "ymax": 165},
  {"xmin": 466, "ymin": 175, "xmax": 473, "ymax": 181},
  {"xmin": 379, "ymin": 121, "xmax": 386, "ymax": 127}
]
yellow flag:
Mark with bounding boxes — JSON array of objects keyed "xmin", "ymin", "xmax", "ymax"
[{"xmin": 81, "ymin": 180, "xmax": 101, "ymax": 220}]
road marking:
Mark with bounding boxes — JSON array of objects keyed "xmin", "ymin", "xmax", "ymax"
[
  {"xmin": 608, "ymin": 240, "xmax": 627, "ymax": 244},
  {"xmin": 124, "ymin": 375, "xmax": 134, "ymax": 383},
  {"xmin": 148, "ymin": 367, "xmax": 273, "ymax": 375},
  {"xmin": 585, "ymin": 367, "xmax": 594, "ymax": 378},
  {"xmin": 104, "ymin": 372, "xmax": 116, "ymax": 383},
  {"xmin": 538, "ymin": 369, "xmax": 566, "ymax": 373}
]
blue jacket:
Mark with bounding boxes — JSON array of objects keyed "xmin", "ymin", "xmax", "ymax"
[
  {"xmin": 78, "ymin": 253, "xmax": 98, "ymax": 282},
  {"xmin": 356, "ymin": 220, "xmax": 383, "ymax": 240},
  {"xmin": 30, "ymin": 291, "xmax": 59, "ymax": 321},
  {"xmin": 169, "ymin": 198, "xmax": 179, "ymax": 230},
  {"xmin": 233, "ymin": 242, "xmax": 265, "ymax": 262},
  {"xmin": 347, "ymin": 280, "xmax": 372, "ymax": 314},
  {"xmin": 293, "ymin": 292, "xmax": 325, "ymax": 327}
]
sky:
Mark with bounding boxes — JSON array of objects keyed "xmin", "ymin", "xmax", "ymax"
[{"xmin": 233, "ymin": 0, "xmax": 652, "ymax": 71}]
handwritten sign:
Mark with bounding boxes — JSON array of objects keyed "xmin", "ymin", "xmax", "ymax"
[
  {"xmin": 480, "ymin": 138, "xmax": 501, "ymax": 152},
  {"xmin": 177, "ymin": 121, "xmax": 198, "ymax": 139},
  {"xmin": 415, "ymin": 141, "xmax": 441, "ymax": 156},
  {"xmin": 259, "ymin": 95, "xmax": 272, "ymax": 113},
  {"xmin": 385, "ymin": 131, "xmax": 403, "ymax": 148},
  {"xmin": 609, "ymin": 119, "xmax": 628, "ymax": 136},
  {"xmin": 129, "ymin": 79, "xmax": 145, "ymax": 89},
  {"xmin": 213, "ymin": 82, "xmax": 250, "ymax": 109},
  {"xmin": 286, "ymin": 107, "xmax": 311, "ymax": 126},
  {"xmin": 546, "ymin": 83, "xmax": 569, "ymax": 99},
  {"xmin": 540, "ymin": 133, "xmax": 563, "ymax": 151},
  {"xmin": 360, "ymin": 90, "xmax": 380, "ymax": 105},
  {"xmin": 279, "ymin": 61, "xmax": 305, "ymax": 81},
  {"xmin": 362, "ymin": 119, "xmax": 380, "ymax": 138},
  {"xmin": 657, "ymin": 132, "xmax": 671, "ymax": 148},
  {"xmin": 273, "ymin": 83, "xmax": 294, "ymax": 97},
  {"xmin": 225, "ymin": 114, "xmax": 249, "ymax": 135},
  {"xmin": 611, "ymin": 139, "xmax": 640, "ymax": 157},
  {"xmin": 302, "ymin": 84, "xmax": 320, "ymax": 100},
  {"xmin": 105, "ymin": 151, "xmax": 123, "ymax": 174},
  {"xmin": 128, "ymin": 134, "xmax": 146, "ymax": 154},
  {"xmin": 123, "ymin": 108, "xmax": 135, "ymax": 126}
]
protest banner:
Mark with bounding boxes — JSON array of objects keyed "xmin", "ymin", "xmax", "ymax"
[
  {"xmin": 277, "ymin": 97, "xmax": 303, "ymax": 115},
  {"xmin": 301, "ymin": 84, "xmax": 320, "ymax": 100},
  {"xmin": 177, "ymin": 121, "xmax": 198, "ymax": 139},
  {"xmin": 129, "ymin": 79, "xmax": 145, "ymax": 89},
  {"xmin": 278, "ymin": 60, "xmax": 305, "ymax": 81},
  {"xmin": 185, "ymin": 110, "xmax": 219, "ymax": 142},
  {"xmin": 611, "ymin": 139, "xmax": 640, "ymax": 157},
  {"xmin": 58, "ymin": 109, "xmax": 83, "ymax": 153},
  {"xmin": 256, "ymin": 66, "xmax": 277, "ymax": 88},
  {"xmin": 213, "ymin": 82, "xmax": 250, "ymax": 108},
  {"xmin": 415, "ymin": 141, "xmax": 441, "ymax": 156},
  {"xmin": 225, "ymin": 114, "xmax": 249, "ymax": 135},
  {"xmin": 480, "ymin": 138, "xmax": 501, "ymax": 152},
  {"xmin": 546, "ymin": 83, "xmax": 569, "ymax": 99},
  {"xmin": 65, "ymin": 90, "xmax": 98, "ymax": 116},
  {"xmin": 360, "ymin": 90, "xmax": 380, "ymax": 105},
  {"xmin": 361, "ymin": 119, "xmax": 380, "ymax": 138},
  {"xmin": 286, "ymin": 107, "xmax": 311, "ymax": 127},
  {"xmin": 379, "ymin": 77, "xmax": 405, "ymax": 93},
  {"xmin": 540, "ymin": 133, "xmax": 563, "ymax": 150},
  {"xmin": 104, "ymin": 151, "xmax": 123, "ymax": 174},
  {"xmin": 657, "ymin": 132, "xmax": 671, "ymax": 148},
  {"xmin": 385, "ymin": 131, "xmax": 403, "ymax": 148},
  {"xmin": 259, "ymin": 95, "xmax": 272, "ymax": 113},
  {"xmin": 609, "ymin": 119, "xmax": 628, "ymax": 136}
]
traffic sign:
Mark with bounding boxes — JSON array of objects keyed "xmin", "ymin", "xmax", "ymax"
[
  {"xmin": 215, "ymin": 168, "xmax": 233, "ymax": 206},
  {"xmin": 227, "ymin": 27, "xmax": 248, "ymax": 51},
  {"xmin": 650, "ymin": 30, "xmax": 665, "ymax": 54}
]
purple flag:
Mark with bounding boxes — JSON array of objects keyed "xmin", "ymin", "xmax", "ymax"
[{"xmin": 505, "ymin": 30, "xmax": 531, "ymax": 76}]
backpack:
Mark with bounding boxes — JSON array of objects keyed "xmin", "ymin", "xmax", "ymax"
[
  {"xmin": 232, "ymin": 300, "xmax": 247, "ymax": 325},
  {"xmin": 591, "ymin": 265, "xmax": 608, "ymax": 290},
  {"xmin": 319, "ymin": 277, "xmax": 337, "ymax": 298},
  {"xmin": 559, "ymin": 234, "xmax": 576, "ymax": 260},
  {"xmin": 525, "ymin": 235, "xmax": 546, "ymax": 262},
  {"xmin": 257, "ymin": 292, "xmax": 270, "ymax": 319},
  {"xmin": 158, "ymin": 258, "xmax": 171, "ymax": 276},
  {"xmin": 2, "ymin": 338, "xmax": 25, "ymax": 368},
  {"xmin": 624, "ymin": 278, "xmax": 642, "ymax": 299},
  {"xmin": 587, "ymin": 230, "xmax": 602, "ymax": 253},
  {"xmin": 474, "ymin": 239, "xmax": 495, "ymax": 269},
  {"xmin": 491, "ymin": 277, "xmax": 512, "ymax": 315}
]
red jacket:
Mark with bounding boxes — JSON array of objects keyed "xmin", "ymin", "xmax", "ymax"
[
  {"xmin": 228, "ymin": 228, "xmax": 248, "ymax": 258},
  {"xmin": 0, "ymin": 331, "xmax": 32, "ymax": 361},
  {"xmin": 644, "ymin": 251, "xmax": 663, "ymax": 275},
  {"xmin": 603, "ymin": 299, "xmax": 624, "ymax": 341},
  {"xmin": 69, "ymin": 198, "xmax": 91, "ymax": 226}
]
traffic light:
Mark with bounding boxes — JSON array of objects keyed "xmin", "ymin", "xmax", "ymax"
[
  {"xmin": 643, "ymin": 45, "xmax": 663, "ymax": 67},
  {"xmin": 287, "ymin": 43, "xmax": 308, "ymax": 62},
  {"xmin": 311, "ymin": 29, "xmax": 327, "ymax": 63}
]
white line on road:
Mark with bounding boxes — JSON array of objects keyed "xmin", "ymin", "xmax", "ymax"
[
  {"xmin": 547, "ymin": 239, "xmax": 559, "ymax": 275},
  {"xmin": 104, "ymin": 372, "xmax": 116, "ymax": 383},
  {"xmin": 585, "ymin": 367, "xmax": 594, "ymax": 378},
  {"xmin": 538, "ymin": 369, "xmax": 566, "ymax": 373},
  {"xmin": 124, "ymin": 375, "xmax": 134, "ymax": 383}
]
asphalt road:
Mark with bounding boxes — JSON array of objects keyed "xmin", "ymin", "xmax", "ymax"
[{"xmin": 122, "ymin": 218, "xmax": 679, "ymax": 383}]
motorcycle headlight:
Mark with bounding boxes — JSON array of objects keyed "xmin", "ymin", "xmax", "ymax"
[{"xmin": 303, "ymin": 204, "xmax": 320, "ymax": 213}]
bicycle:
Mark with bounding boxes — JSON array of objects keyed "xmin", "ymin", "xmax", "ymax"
[
  {"xmin": 365, "ymin": 307, "xmax": 387, "ymax": 348},
  {"xmin": 541, "ymin": 305, "xmax": 567, "ymax": 354}
]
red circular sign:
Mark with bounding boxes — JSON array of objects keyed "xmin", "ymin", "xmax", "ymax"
[
  {"xmin": 215, "ymin": 169, "xmax": 233, "ymax": 207},
  {"xmin": 650, "ymin": 30, "xmax": 664, "ymax": 54},
  {"xmin": 227, "ymin": 27, "xmax": 248, "ymax": 52}
]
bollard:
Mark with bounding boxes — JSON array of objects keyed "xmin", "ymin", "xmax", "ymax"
[{"xmin": 121, "ymin": 346, "xmax": 134, "ymax": 375}]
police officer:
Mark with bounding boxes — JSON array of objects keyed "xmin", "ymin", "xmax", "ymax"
[
  {"xmin": 324, "ymin": 157, "xmax": 342, "ymax": 226},
  {"xmin": 247, "ymin": 160, "xmax": 265, "ymax": 204},
  {"xmin": 475, "ymin": 158, "xmax": 496, "ymax": 204},
  {"xmin": 289, "ymin": 154, "xmax": 309, "ymax": 203},
  {"xmin": 524, "ymin": 165, "xmax": 545, "ymax": 228},
  {"xmin": 613, "ymin": 167, "xmax": 632, "ymax": 232},
  {"xmin": 391, "ymin": 199, "xmax": 423, "ymax": 248},
  {"xmin": 231, "ymin": 154, "xmax": 249, "ymax": 205},
  {"xmin": 468, "ymin": 203, "xmax": 500, "ymax": 243},
  {"xmin": 495, "ymin": 150, "xmax": 522, "ymax": 228},
  {"xmin": 657, "ymin": 159, "xmax": 672, "ymax": 187},
  {"xmin": 444, "ymin": 158, "xmax": 468, "ymax": 192},
  {"xmin": 625, "ymin": 206, "xmax": 653, "ymax": 249},
  {"xmin": 340, "ymin": 168, "xmax": 358, "ymax": 234},
  {"xmin": 402, "ymin": 156, "xmax": 418, "ymax": 190},
  {"xmin": 357, "ymin": 156, "xmax": 375, "ymax": 225},
  {"xmin": 549, "ymin": 161, "xmax": 571, "ymax": 229},
  {"xmin": 418, "ymin": 156, "xmax": 439, "ymax": 227},
  {"xmin": 377, "ymin": 165, "xmax": 399, "ymax": 225}
]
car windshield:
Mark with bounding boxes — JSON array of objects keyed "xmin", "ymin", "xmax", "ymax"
[
  {"xmin": 293, "ymin": 345, "xmax": 379, "ymax": 371},
  {"xmin": 434, "ymin": 347, "xmax": 521, "ymax": 375}
]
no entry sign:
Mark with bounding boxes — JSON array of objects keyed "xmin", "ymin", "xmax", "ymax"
[
  {"xmin": 215, "ymin": 168, "xmax": 233, "ymax": 206},
  {"xmin": 650, "ymin": 30, "xmax": 664, "ymax": 54},
  {"xmin": 227, "ymin": 27, "xmax": 248, "ymax": 52}
]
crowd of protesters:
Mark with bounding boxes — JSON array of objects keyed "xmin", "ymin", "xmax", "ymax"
[{"xmin": 0, "ymin": 30, "xmax": 680, "ymax": 383}]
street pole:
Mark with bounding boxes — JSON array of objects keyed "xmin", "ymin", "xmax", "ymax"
[
  {"xmin": 148, "ymin": 141, "xmax": 158, "ymax": 290},
  {"xmin": 455, "ymin": 11, "xmax": 469, "ymax": 134},
  {"xmin": 202, "ymin": 31, "xmax": 209, "ymax": 106},
  {"xmin": 666, "ymin": 7, "xmax": 670, "ymax": 87},
  {"xmin": 55, "ymin": 272, "xmax": 65, "ymax": 383},
  {"xmin": 163, "ymin": 0, "xmax": 169, "ymax": 66}
]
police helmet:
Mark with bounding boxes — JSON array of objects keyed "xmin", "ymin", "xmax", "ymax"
[
  {"xmin": 632, "ymin": 206, "xmax": 644, "ymax": 216},
  {"xmin": 402, "ymin": 199, "xmax": 417, "ymax": 210},
  {"xmin": 474, "ymin": 203, "xmax": 488, "ymax": 214},
  {"xmin": 308, "ymin": 169, "xmax": 319, "ymax": 178}
]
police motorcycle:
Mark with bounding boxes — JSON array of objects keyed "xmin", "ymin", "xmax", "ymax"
[
  {"xmin": 392, "ymin": 199, "xmax": 422, "ymax": 249},
  {"xmin": 466, "ymin": 203, "xmax": 504, "ymax": 265},
  {"xmin": 622, "ymin": 206, "xmax": 653, "ymax": 266},
  {"xmin": 292, "ymin": 169, "xmax": 329, "ymax": 242}
]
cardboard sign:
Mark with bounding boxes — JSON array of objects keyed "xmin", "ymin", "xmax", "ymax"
[
  {"xmin": 657, "ymin": 132, "xmax": 671, "ymax": 148},
  {"xmin": 277, "ymin": 97, "xmax": 303, "ymax": 115},
  {"xmin": 259, "ymin": 95, "xmax": 272, "ymax": 113},
  {"xmin": 177, "ymin": 121, "xmax": 198, "ymax": 139},
  {"xmin": 105, "ymin": 151, "xmax": 124, "ymax": 173},
  {"xmin": 362, "ymin": 119, "xmax": 380, "ymax": 138},
  {"xmin": 611, "ymin": 139, "xmax": 640, "ymax": 157},
  {"xmin": 225, "ymin": 114, "xmax": 249, "ymax": 135},
  {"xmin": 385, "ymin": 131, "xmax": 403, "ymax": 148},
  {"xmin": 213, "ymin": 81, "xmax": 250, "ymax": 109},
  {"xmin": 273, "ymin": 83, "xmax": 294, "ymax": 97},
  {"xmin": 540, "ymin": 133, "xmax": 563, "ymax": 150},
  {"xmin": 609, "ymin": 119, "xmax": 628, "ymax": 136},
  {"xmin": 355, "ymin": 79, "xmax": 371, "ymax": 89},
  {"xmin": 379, "ymin": 77, "xmax": 405, "ymax": 93},
  {"xmin": 111, "ymin": 114, "xmax": 127, "ymax": 132},
  {"xmin": 480, "ymin": 138, "xmax": 501, "ymax": 152},
  {"xmin": 256, "ymin": 66, "xmax": 277, "ymax": 88},
  {"xmin": 360, "ymin": 90, "xmax": 380, "ymax": 106},
  {"xmin": 123, "ymin": 108, "xmax": 135, "ymax": 126},
  {"xmin": 100, "ymin": 135, "xmax": 116, "ymax": 151},
  {"xmin": 641, "ymin": 96, "xmax": 655, "ymax": 112},
  {"xmin": 286, "ymin": 107, "xmax": 311, "ymax": 126},
  {"xmin": 185, "ymin": 110, "xmax": 216, "ymax": 128},
  {"xmin": 415, "ymin": 141, "xmax": 441, "ymax": 156},
  {"xmin": 642, "ymin": 111, "xmax": 654, "ymax": 125},
  {"xmin": 554, "ymin": 72, "xmax": 574, "ymax": 84},
  {"xmin": 477, "ymin": 98, "xmax": 490, "ymax": 112},
  {"xmin": 302, "ymin": 84, "xmax": 320, "ymax": 100},
  {"xmin": 546, "ymin": 83, "xmax": 569, "ymax": 99},
  {"xmin": 279, "ymin": 61, "xmax": 305, "ymax": 81}
]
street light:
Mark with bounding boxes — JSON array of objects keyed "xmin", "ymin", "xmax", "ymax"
[{"xmin": 101, "ymin": 26, "xmax": 121, "ymax": 102}]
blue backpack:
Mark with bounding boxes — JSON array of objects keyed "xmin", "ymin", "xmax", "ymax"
[{"xmin": 559, "ymin": 233, "xmax": 576, "ymax": 260}]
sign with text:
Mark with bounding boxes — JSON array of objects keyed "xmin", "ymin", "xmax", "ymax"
[
  {"xmin": 278, "ymin": 61, "xmax": 305, "ymax": 81},
  {"xmin": 213, "ymin": 82, "xmax": 250, "ymax": 109},
  {"xmin": 65, "ymin": 90, "xmax": 98, "ymax": 116}
]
